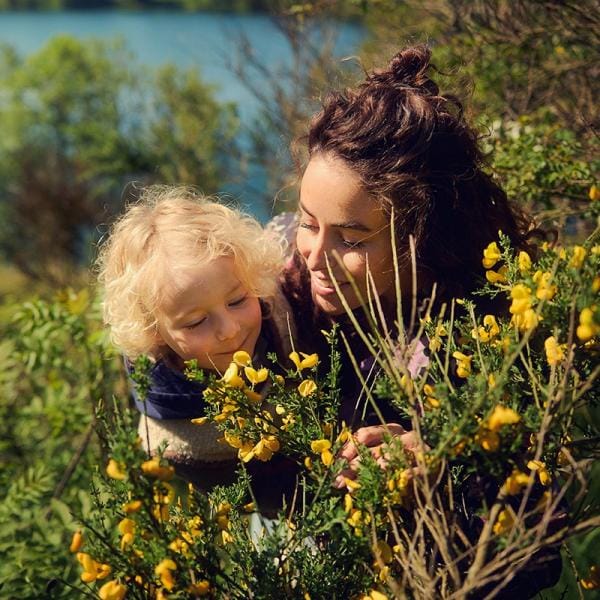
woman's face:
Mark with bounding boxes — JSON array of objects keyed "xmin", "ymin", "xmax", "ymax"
[{"xmin": 296, "ymin": 153, "xmax": 397, "ymax": 316}]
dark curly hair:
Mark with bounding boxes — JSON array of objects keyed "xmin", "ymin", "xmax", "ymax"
[{"xmin": 305, "ymin": 44, "xmax": 536, "ymax": 304}]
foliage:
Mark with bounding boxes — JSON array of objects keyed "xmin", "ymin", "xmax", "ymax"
[
  {"xmin": 0, "ymin": 289, "xmax": 123, "ymax": 598},
  {"xmin": 481, "ymin": 116, "xmax": 599, "ymax": 222},
  {"xmin": 0, "ymin": 35, "xmax": 237, "ymax": 284},
  {"xmin": 45, "ymin": 224, "xmax": 600, "ymax": 598}
]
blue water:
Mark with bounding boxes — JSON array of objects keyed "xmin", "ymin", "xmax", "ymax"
[
  {"xmin": 0, "ymin": 11, "xmax": 363, "ymax": 116},
  {"xmin": 0, "ymin": 11, "xmax": 364, "ymax": 217}
]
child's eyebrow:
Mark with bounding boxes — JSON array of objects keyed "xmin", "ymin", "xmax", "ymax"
[{"xmin": 299, "ymin": 202, "xmax": 371, "ymax": 232}]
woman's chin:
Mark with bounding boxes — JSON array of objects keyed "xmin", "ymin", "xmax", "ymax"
[{"xmin": 313, "ymin": 289, "xmax": 359, "ymax": 316}]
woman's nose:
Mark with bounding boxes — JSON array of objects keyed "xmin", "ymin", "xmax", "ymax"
[
  {"xmin": 304, "ymin": 233, "xmax": 328, "ymax": 272},
  {"xmin": 215, "ymin": 314, "xmax": 240, "ymax": 341}
]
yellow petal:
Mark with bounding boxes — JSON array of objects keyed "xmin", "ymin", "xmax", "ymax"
[
  {"xmin": 310, "ymin": 439, "xmax": 331, "ymax": 453},
  {"xmin": 233, "ymin": 350, "xmax": 252, "ymax": 366},
  {"xmin": 106, "ymin": 459, "xmax": 126, "ymax": 481},
  {"xmin": 298, "ymin": 379, "xmax": 317, "ymax": 397}
]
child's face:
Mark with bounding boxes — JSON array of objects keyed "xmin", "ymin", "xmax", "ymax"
[{"xmin": 155, "ymin": 256, "xmax": 262, "ymax": 373}]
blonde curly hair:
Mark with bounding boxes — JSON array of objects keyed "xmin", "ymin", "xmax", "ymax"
[{"xmin": 96, "ymin": 185, "xmax": 284, "ymax": 359}]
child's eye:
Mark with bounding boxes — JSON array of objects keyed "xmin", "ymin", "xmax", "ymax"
[
  {"xmin": 229, "ymin": 295, "xmax": 247, "ymax": 307},
  {"xmin": 185, "ymin": 317, "xmax": 206, "ymax": 330}
]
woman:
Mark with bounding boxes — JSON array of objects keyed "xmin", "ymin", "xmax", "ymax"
[{"xmin": 281, "ymin": 44, "xmax": 536, "ymax": 476}]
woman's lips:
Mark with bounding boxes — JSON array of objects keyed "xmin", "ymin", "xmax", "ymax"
[{"xmin": 311, "ymin": 275, "xmax": 348, "ymax": 296}]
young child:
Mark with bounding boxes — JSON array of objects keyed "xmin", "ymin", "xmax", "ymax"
[{"xmin": 97, "ymin": 185, "xmax": 295, "ymax": 489}]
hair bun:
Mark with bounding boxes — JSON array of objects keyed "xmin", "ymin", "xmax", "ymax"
[{"xmin": 384, "ymin": 45, "xmax": 437, "ymax": 94}]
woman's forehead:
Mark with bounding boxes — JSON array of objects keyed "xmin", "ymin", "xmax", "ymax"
[{"xmin": 300, "ymin": 154, "xmax": 387, "ymax": 229}]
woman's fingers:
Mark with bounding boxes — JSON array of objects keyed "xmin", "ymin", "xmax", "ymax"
[{"xmin": 338, "ymin": 423, "xmax": 407, "ymax": 463}]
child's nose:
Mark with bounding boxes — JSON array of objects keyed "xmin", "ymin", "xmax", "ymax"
[{"xmin": 215, "ymin": 315, "xmax": 240, "ymax": 341}]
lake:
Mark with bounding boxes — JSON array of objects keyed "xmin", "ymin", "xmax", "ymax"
[{"xmin": 0, "ymin": 11, "xmax": 364, "ymax": 216}]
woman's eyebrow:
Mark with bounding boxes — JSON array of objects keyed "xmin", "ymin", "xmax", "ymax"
[{"xmin": 299, "ymin": 202, "xmax": 371, "ymax": 232}]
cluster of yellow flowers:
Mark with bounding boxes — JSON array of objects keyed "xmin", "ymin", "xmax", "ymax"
[
  {"xmin": 85, "ymin": 456, "xmax": 217, "ymax": 597},
  {"xmin": 70, "ymin": 533, "xmax": 125, "ymax": 599},
  {"xmin": 577, "ymin": 306, "xmax": 599, "ymax": 342},
  {"xmin": 198, "ymin": 350, "xmax": 319, "ymax": 464},
  {"xmin": 475, "ymin": 405, "xmax": 521, "ymax": 452}
]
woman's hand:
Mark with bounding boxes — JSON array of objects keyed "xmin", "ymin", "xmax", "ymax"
[{"xmin": 334, "ymin": 423, "xmax": 421, "ymax": 489}]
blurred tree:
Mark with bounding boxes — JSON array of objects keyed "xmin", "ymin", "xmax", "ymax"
[
  {"xmin": 361, "ymin": 0, "xmax": 599, "ymax": 131},
  {"xmin": 0, "ymin": 36, "xmax": 237, "ymax": 285}
]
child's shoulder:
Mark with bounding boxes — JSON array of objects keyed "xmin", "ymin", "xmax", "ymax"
[{"xmin": 126, "ymin": 357, "xmax": 208, "ymax": 420}]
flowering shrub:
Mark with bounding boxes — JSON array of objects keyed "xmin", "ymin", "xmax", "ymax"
[{"xmin": 59, "ymin": 224, "xmax": 600, "ymax": 599}]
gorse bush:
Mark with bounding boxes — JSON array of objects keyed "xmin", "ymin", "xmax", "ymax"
[{"xmin": 55, "ymin": 220, "xmax": 600, "ymax": 599}]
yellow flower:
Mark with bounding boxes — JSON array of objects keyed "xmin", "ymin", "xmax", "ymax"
[
  {"xmin": 347, "ymin": 508, "xmax": 364, "ymax": 528},
  {"xmin": 233, "ymin": 350, "xmax": 252, "ymax": 366},
  {"xmin": 189, "ymin": 580, "xmax": 211, "ymax": 595},
  {"xmin": 122, "ymin": 499, "xmax": 142, "ymax": 514},
  {"xmin": 518, "ymin": 251, "xmax": 532, "ymax": 273},
  {"xmin": 577, "ymin": 307, "xmax": 598, "ymax": 342},
  {"xmin": 191, "ymin": 416, "xmax": 209, "ymax": 425},
  {"xmin": 482, "ymin": 241, "xmax": 501, "ymax": 269},
  {"xmin": 244, "ymin": 388, "xmax": 262, "ymax": 402},
  {"xmin": 106, "ymin": 458, "xmax": 126, "ymax": 481},
  {"xmin": 509, "ymin": 284, "xmax": 532, "ymax": 315},
  {"xmin": 155, "ymin": 559, "xmax": 177, "ymax": 591},
  {"xmin": 374, "ymin": 540, "xmax": 393, "ymax": 565},
  {"xmin": 527, "ymin": 460, "xmax": 551, "ymax": 486},
  {"xmin": 69, "ymin": 530, "xmax": 83, "ymax": 553},
  {"xmin": 221, "ymin": 362, "xmax": 245, "ymax": 388},
  {"xmin": 343, "ymin": 477, "xmax": 362, "ymax": 492},
  {"xmin": 502, "ymin": 469, "xmax": 531, "ymax": 495},
  {"xmin": 311, "ymin": 439, "xmax": 332, "ymax": 453},
  {"xmin": 344, "ymin": 493, "xmax": 353, "ymax": 513},
  {"xmin": 476, "ymin": 429, "xmax": 500, "ymax": 452},
  {"xmin": 486, "ymin": 266, "xmax": 508, "ymax": 284},
  {"xmin": 298, "ymin": 379, "xmax": 317, "ymax": 396},
  {"xmin": 169, "ymin": 537, "xmax": 190, "ymax": 555},
  {"xmin": 304, "ymin": 456, "xmax": 313, "ymax": 470},
  {"xmin": 244, "ymin": 366, "xmax": 268, "ymax": 384},
  {"xmin": 98, "ymin": 580, "xmax": 127, "ymax": 600},
  {"xmin": 493, "ymin": 508, "xmax": 515, "ymax": 535},
  {"xmin": 569, "ymin": 245, "xmax": 587, "ymax": 269},
  {"xmin": 321, "ymin": 449, "xmax": 334, "ymax": 466},
  {"xmin": 153, "ymin": 482, "xmax": 175, "ymax": 506},
  {"xmin": 77, "ymin": 552, "xmax": 111, "ymax": 582},
  {"xmin": 223, "ymin": 431, "xmax": 244, "ymax": 449},
  {"xmin": 245, "ymin": 435, "xmax": 280, "ymax": 462},
  {"xmin": 511, "ymin": 307, "xmax": 540, "ymax": 331},
  {"xmin": 289, "ymin": 351, "xmax": 319, "ymax": 371},
  {"xmin": 488, "ymin": 405, "xmax": 520, "ymax": 431},
  {"xmin": 544, "ymin": 336, "xmax": 566, "ymax": 366},
  {"xmin": 472, "ymin": 314, "xmax": 500, "ymax": 343},
  {"xmin": 533, "ymin": 271, "xmax": 557, "ymax": 301},
  {"xmin": 590, "ymin": 185, "xmax": 600, "ymax": 201},
  {"xmin": 243, "ymin": 501, "xmax": 256, "ymax": 513},
  {"xmin": 118, "ymin": 518, "xmax": 135, "ymax": 550},
  {"xmin": 581, "ymin": 565, "xmax": 600, "ymax": 590},
  {"xmin": 141, "ymin": 457, "xmax": 175, "ymax": 481},
  {"xmin": 238, "ymin": 441, "xmax": 256, "ymax": 463},
  {"xmin": 368, "ymin": 590, "xmax": 389, "ymax": 600},
  {"xmin": 452, "ymin": 351, "xmax": 472, "ymax": 378},
  {"xmin": 423, "ymin": 384, "xmax": 440, "ymax": 408}
]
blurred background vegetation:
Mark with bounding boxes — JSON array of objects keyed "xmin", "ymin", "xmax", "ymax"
[{"xmin": 0, "ymin": 0, "xmax": 597, "ymax": 597}]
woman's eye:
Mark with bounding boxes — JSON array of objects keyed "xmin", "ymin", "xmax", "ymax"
[
  {"xmin": 299, "ymin": 221, "xmax": 318, "ymax": 232},
  {"xmin": 342, "ymin": 239, "xmax": 364, "ymax": 249}
]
